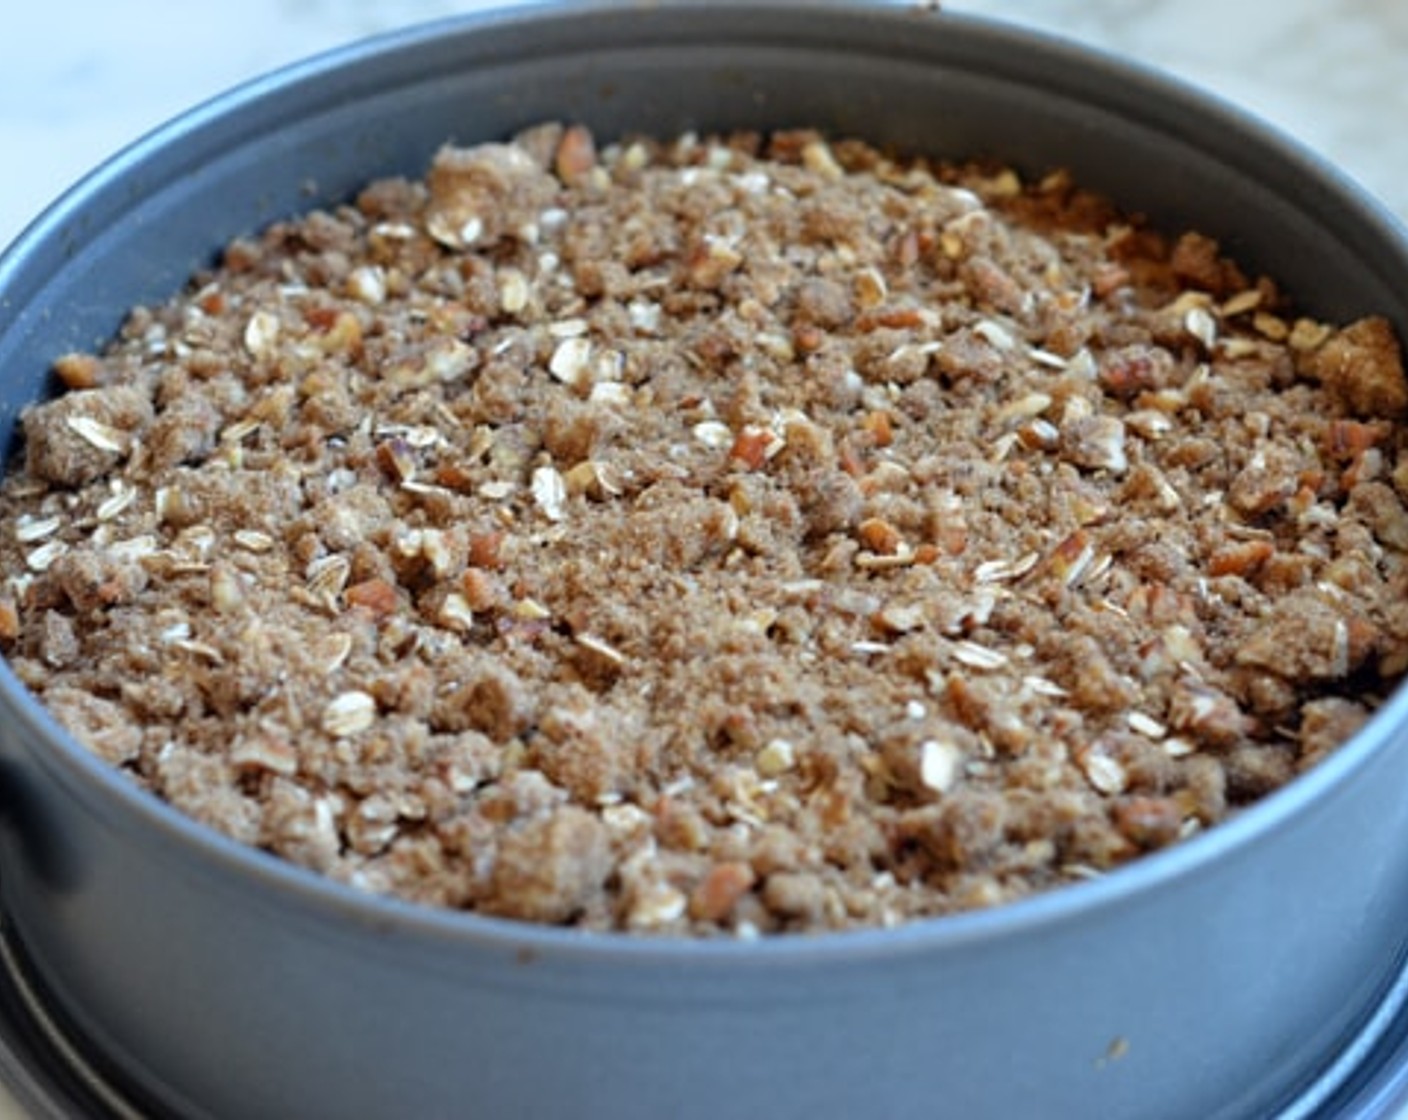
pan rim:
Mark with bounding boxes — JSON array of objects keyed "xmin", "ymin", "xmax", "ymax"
[{"xmin": 2, "ymin": 0, "xmax": 1407, "ymax": 963}]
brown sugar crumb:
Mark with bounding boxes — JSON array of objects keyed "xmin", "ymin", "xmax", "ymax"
[
  {"xmin": 3, "ymin": 124, "xmax": 1408, "ymax": 935},
  {"xmin": 1303, "ymin": 316, "xmax": 1408, "ymax": 418}
]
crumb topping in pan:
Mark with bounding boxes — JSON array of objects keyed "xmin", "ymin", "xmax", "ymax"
[{"xmin": 3, "ymin": 124, "xmax": 1406, "ymax": 934}]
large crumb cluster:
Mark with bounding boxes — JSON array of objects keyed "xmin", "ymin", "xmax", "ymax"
[{"xmin": 3, "ymin": 124, "xmax": 1408, "ymax": 934}]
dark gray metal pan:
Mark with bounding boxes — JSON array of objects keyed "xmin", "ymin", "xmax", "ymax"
[{"xmin": 2, "ymin": 3, "xmax": 1408, "ymax": 1117}]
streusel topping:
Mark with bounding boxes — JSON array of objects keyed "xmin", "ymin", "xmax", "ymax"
[{"xmin": 4, "ymin": 124, "xmax": 1406, "ymax": 933}]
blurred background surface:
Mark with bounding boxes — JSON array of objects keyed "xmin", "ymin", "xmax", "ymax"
[{"xmin": 3, "ymin": 0, "xmax": 1406, "ymax": 248}]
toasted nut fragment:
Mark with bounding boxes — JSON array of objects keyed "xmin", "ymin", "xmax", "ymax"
[
  {"xmin": 375, "ymin": 438, "xmax": 417, "ymax": 484},
  {"xmin": 1113, "ymin": 798, "xmax": 1183, "ymax": 849},
  {"xmin": 998, "ymin": 392, "xmax": 1053, "ymax": 424},
  {"xmin": 563, "ymin": 460, "xmax": 602, "ymax": 498},
  {"xmin": 209, "ymin": 565, "xmax": 245, "ymax": 613},
  {"xmin": 919, "ymin": 740, "xmax": 964, "ymax": 793},
  {"xmin": 243, "ymin": 310, "xmax": 280, "ymax": 358},
  {"xmin": 554, "ymin": 124, "xmax": 598, "ymax": 182},
  {"xmin": 1016, "ymin": 418, "xmax": 1060, "ymax": 451},
  {"xmin": 862, "ymin": 410, "xmax": 894, "ymax": 447},
  {"xmin": 419, "ymin": 529, "xmax": 455, "ymax": 579},
  {"xmin": 438, "ymin": 593, "xmax": 476, "ymax": 632},
  {"xmin": 346, "ymin": 578, "xmax": 399, "ymax": 618},
  {"xmin": 53, "ymin": 353, "xmax": 106, "ymax": 390},
  {"xmin": 346, "ymin": 265, "xmax": 387, "ymax": 306},
  {"xmin": 458, "ymin": 568, "xmax": 503, "ymax": 613},
  {"xmin": 588, "ymin": 381, "xmax": 631, "ymax": 407},
  {"xmin": 854, "ymin": 267, "xmax": 888, "ymax": 309},
  {"xmin": 1062, "ymin": 416, "xmax": 1128, "ymax": 473},
  {"xmin": 756, "ymin": 738, "xmax": 797, "ymax": 777},
  {"xmin": 316, "ymin": 310, "xmax": 364, "ymax": 356},
  {"xmin": 688, "ymin": 862, "xmax": 757, "ymax": 923},
  {"xmin": 498, "ymin": 268, "xmax": 531, "ymax": 314},
  {"xmin": 730, "ymin": 425, "xmax": 780, "ymax": 469},
  {"xmin": 1207, "ymin": 539, "xmax": 1273, "ymax": 577},
  {"xmin": 686, "ymin": 239, "xmax": 744, "ymax": 289},
  {"xmin": 876, "ymin": 602, "xmax": 925, "ymax": 633},
  {"xmin": 858, "ymin": 517, "xmax": 902, "ymax": 556},
  {"xmin": 513, "ymin": 597, "xmax": 553, "ymax": 622},
  {"xmin": 1091, "ymin": 262, "xmax": 1130, "ymax": 297},
  {"xmin": 1046, "ymin": 529, "xmax": 1095, "ymax": 587},
  {"xmin": 1323, "ymin": 419, "xmax": 1386, "ymax": 461},
  {"xmin": 424, "ymin": 339, "xmax": 477, "ymax": 384},
  {"xmin": 801, "ymin": 137, "xmax": 844, "ymax": 180},
  {"xmin": 1185, "ymin": 307, "xmax": 1218, "ymax": 349},
  {"xmin": 762, "ymin": 871, "xmax": 828, "ymax": 921},
  {"xmin": 600, "ymin": 802, "xmax": 652, "ymax": 839},
  {"xmin": 692, "ymin": 420, "xmax": 734, "ymax": 450},
  {"xmin": 467, "ymin": 531, "xmax": 505, "ymax": 571},
  {"xmin": 627, "ymin": 881, "xmax": 689, "ymax": 930},
  {"xmin": 1124, "ymin": 410, "xmax": 1173, "ymax": 440},
  {"xmin": 0, "ymin": 599, "xmax": 19, "ymax": 641},
  {"xmin": 1289, "ymin": 318, "xmax": 1334, "ymax": 352},
  {"xmin": 549, "ymin": 336, "xmax": 593, "ymax": 387},
  {"xmin": 531, "ymin": 466, "xmax": 568, "ymax": 522}
]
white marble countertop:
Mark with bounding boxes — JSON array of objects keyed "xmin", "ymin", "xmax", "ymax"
[
  {"xmin": 2, "ymin": 0, "xmax": 1407, "ymax": 255},
  {"xmin": 0, "ymin": 0, "xmax": 1404, "ymax": 1113}
]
